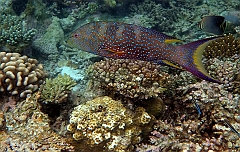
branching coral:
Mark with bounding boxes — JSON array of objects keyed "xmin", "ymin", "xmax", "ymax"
[
  {"xmin": 0, "ymin": 52, "xmax": 47, "ymax": 98},
  {"xmin": 67, "ymin": 96, "xmax": 154, "ymax": 152},
  {"xmin": 0, "ymin": 14, "xmax": 36, "ymax": 52},
  {"xmin": 136, "ymin": 80, "xmax": 240, "ymax": 151},
  {"xmin": 207, "ymin": 58, "xmax": 239, "ymax": 85},
  {"xmin": 40, "ymin": 74, "xmax": 76, "ymax": 104},
  {"xmin": 87, "ymin": 58, "xmax": 171, "ymax": 99},
  {"xmin": 204, "ymin": 34, "xmax": 240, "ymax": 59}
]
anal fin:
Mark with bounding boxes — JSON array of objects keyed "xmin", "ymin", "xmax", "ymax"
[{"xmin": 162, "ymin": 60, "xmax": 183, "ymax": 69}]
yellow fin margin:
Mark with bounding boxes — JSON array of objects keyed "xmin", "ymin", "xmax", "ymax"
[
  {"xmin": 162, "ymin": 60, "xmax": 183, "ymax": 69},
  {"xmin": 164, "ymin": 39, "xmax": 183, "ymax": 44},
  {"xmin": 193, "ymin": 39, "xmax": 216, "ymax": 78}
]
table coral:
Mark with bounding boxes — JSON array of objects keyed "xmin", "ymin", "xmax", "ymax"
[
  {"xmin": 67, "ymin": 96, "xmax": 154, "ymax": 152},
  {"xmin": 0, "ymin": 14, "xmax": 36, "ymax": 52},
  {"xmin": 39, "ymin": 73, "xmax": 76, "ymax": 104},
  {"xmin": 87, "ymin": 58, "xmax": 171, "ymax": 99},
  {"xmin": 0, "ymin": 52, "xmax": 47, "ymax": 98}
]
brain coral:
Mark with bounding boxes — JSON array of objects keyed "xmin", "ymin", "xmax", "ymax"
[
  {"xmin": 67, "ymin": 96, "xmax": 153, "ymax": 152},
  {"xmin": 87, "ymin": 58, "xmax": 171, "ymax": 99},
  {"xmin": 0, "ymin": 52, "xmax": 47, "ymax": 98}
]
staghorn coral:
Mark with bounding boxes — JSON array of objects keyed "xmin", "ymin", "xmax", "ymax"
[
  {"xmin": 0, "ymin": 52, "xmax": 47, "ymax": 98},
  {"xmin": 87, "ymin": 58, "xmax": 171, "ymax": 99},
  {"xmin": 67, "ymin": 96, "xmax": 154, "ymax": 152},
  {"xmin": 0, "ymin": 14, "xmax": 36, "ymax": 52},
  {"xmin": 203, "ymin": 34, "xmax": 240, "ymax": 59},
  {"xmin": 0, "ymin": 92, "xmax": 74, "ymax": 151},
  {"xmin": 40, "ymin": 73, "xmax": 76, "ymax": 104}
]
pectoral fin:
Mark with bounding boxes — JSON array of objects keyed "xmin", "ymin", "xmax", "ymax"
[{"xmin": 164, "ymin": 39, "xmax": 183, "ymax": 44}]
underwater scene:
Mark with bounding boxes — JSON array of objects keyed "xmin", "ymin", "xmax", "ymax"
[{"xmin": 0, "ymin": 0, "xmax": 240, "ymax": 151}]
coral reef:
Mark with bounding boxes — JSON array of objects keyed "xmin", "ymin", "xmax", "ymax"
[
  {"xmin": 127, "ymin": 32, "xmax": 239, "ymax": 151},
  {"xmin": 0, "ymin": 92, "xmax": 74, "ymax": 151},
  {"xmin": 0, "ymin": 52, "xmax": 47, "ymax": 98},
  {"xmin": 127, "ymin": 0, "xmax": 204, "ymax": 39},
  {"xmin": 87, "ymin": 58, "xmax": 172, "ymax": 99},
  {"xmin": 127, "ymin": 0, "xmax": 240, "ymax": 40},
  {"xmin": 104, "ymin": 0, "xmax": 117, "ymax": 8},
  {"xmin": 40, "ymin": 74, "xmax": 76, "ymax": 104},
  {"xmin": 0, "ymin": 14, "xmax": 36, "ymax": 52},
  {"xmin": 0, "ymin": 0, "xmax": 239, "ymax": 151},
  {"xmin": 207, "ymin": 58, "xmax": 239, "ymax": 84},
  {"xmin": 203, "ymin": 34, "xmax": 240, "ymax": 59},
  {"xmin": 67, "ymin": 96, "xmax": 154, "ymax": 152},
  {"xmin": 136, "ymin": 80, "xmax": 240, "ymax": 151},
  {"xmin": 57, "ymin": 1, "xmax": 99, "ymax": 31}
]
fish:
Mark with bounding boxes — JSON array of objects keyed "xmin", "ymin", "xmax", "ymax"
[
  {"xmin": 67, "ymin": 21, "xmax": 222, "ymax": 83},
  {"xmin": 223, "ymin": 119, "xmax": 240, "ymax": 137},
  {"xmin": 193, "ymin": 99, "xmax": 202, "ymax": 115},
  {"xmin": 198, "ymin": 15, "xmax": 227, "ymax": 35}
]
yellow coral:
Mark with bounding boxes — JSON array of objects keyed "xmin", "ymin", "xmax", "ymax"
[
  {"xmin": 40, "ymin": 74, "xmax": 76, "ymax": 104},
  {"xmin": 68, "ymin": 96, "xmax": 153, "ymax": 151}
]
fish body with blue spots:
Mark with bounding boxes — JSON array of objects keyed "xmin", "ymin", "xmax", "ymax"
[{"xmin": 68, "ymin": 22, "xmax": 222, "ymax": 83}]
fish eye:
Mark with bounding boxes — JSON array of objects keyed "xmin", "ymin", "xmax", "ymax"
[{"xmin": 73, "ymin": 33, "xmax": 79, "ymax": 38}]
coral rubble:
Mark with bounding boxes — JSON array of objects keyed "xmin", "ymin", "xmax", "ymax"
[{"xmin": 0, "ymin": 92, "xmax": 74, "ymax": 151}]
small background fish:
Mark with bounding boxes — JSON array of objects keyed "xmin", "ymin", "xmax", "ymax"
[{"xmin": 199, "ymin": 15, "xmax": 227, "ymax": 35}]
